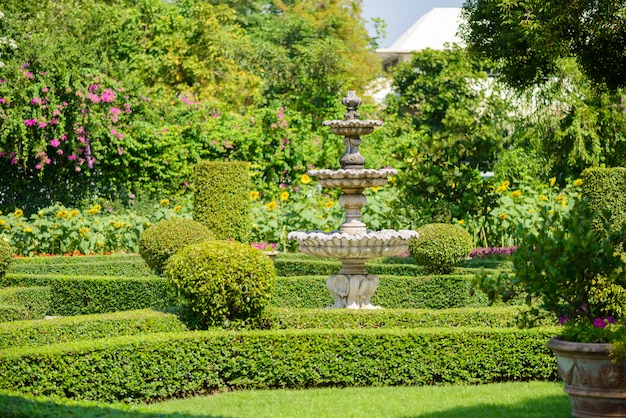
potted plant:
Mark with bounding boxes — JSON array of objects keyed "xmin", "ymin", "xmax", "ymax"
[{"xmin": 474, "ymin": 198, "xmax": 626, "ymax": 417}]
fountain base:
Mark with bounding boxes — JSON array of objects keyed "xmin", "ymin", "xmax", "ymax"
[{"xmin": 327, "ymin": 273, "xmax": 381, "ymax": 309}]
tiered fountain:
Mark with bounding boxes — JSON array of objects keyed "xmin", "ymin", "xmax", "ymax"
[{"xmin": 288, "ymin": 91, "xmax": 418, "ymax": 309}]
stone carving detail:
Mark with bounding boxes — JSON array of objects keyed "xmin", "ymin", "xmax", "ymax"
[
  {"xmin": 327, "ymin": 274, "xmax": 380, "ymax": 309},
  {"xmin": 602, "ymin": 364, "xmax": 626, "ymax": 388}
]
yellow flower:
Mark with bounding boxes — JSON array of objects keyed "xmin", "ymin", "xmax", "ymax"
[
  {"xmin": 457, "ymin": 219, "xmax": 465, "ymax": 225},
  {"xmin": 488, "ymin": 185, "xmax": 495, "ymax": 192},
  {"xmin": 573, "ymin": 179, "xmax": 583, "ymax": 187},
  {"xmin": 528, "ymin": 209, "xmax": 537, "ymax": 213},
  {"xmin": 0, "ymin": 220, "xmax": 4, "ymax": 225},
  {"xmin": 325, "ymin": 201, "xmax": 335, "ymax": 209},
  {"xmin": 173, "ymin": 205, "xmax": 182, "ymax": 213},
  {"xmin": 388, "ymin": 176, "xmax": 397, "ymax": 186},
  {"xmin": 555, "ymin": 195, "xmax": 565, "ymax": 202},
  {"xmin": 562, "ymin": 199, "xmax": 567, "ymax": 207},
  {"xmin": 371, "ymin": 186, "xmax": 381, "ymax": 192},
  {"xmin": 511, "ymin": 190, "xmax": 522, "ymax": 198},
  {"xmin": 502, "ymin": 180, "xmax": 510, "ymax": 188},
  {"xmin": 79, "ymin": 227, "xmax": 90, "ymax": 237},
  {"xmin": 0, "ymin": 211, "xmax": 2, "ymax": 215},
  {"xmin": 14, "ymin": 209, "xmax": 23, "ymax": 217},
  {"xmin": 496, "ymin": 185, "xmax": 506, "ymax": 193},
  {"xmin": 87, "ymin": 204, "xmax": 101, "ymax": 215},
  {"xmin": 280, "ymin": 191, "xmax": 289, "ymax": 201},
  {"xmin": 160, "ymin": 199, "xmax": 170, "ymax": 206},
  {"xmin": 145, "ymin": 222, "xmax": 152, "ymax": 227},
  {"xmin": 113, "ymin": 221, "xmax": 124, "ymax": 229},
  {"xmin": 300, "ymin": 174, "xmax": 311, "ymax": 184},
  {"xmin": 69, "ymin": 209, "xmax": 80, "ymax": 218},
  {"xmin": 3, "ymin": 225, "xmax": 9, "ymax": 230},
  {"xmin": 539, "ymin": 195, "xmax": 548, "ymax": 201},
  {"xmin": 498, "ymin": 213, "xmax": 507, "ymax": 220},
  {"xmin": 96, "ymin": 242, "xmax": 105, "ymax": 247},
  {"xmin": 54, "ymin": 224, "xmax": 59, "ymax": 229},
  {"xmin": 265, "ymin": 201, "xmax": 277, "ymax": 211},
  {"xmin": 23, "ymin": 227, "xmax": 32, "ymax": 233},
  {"xmin": 550, "ymin": 177, "xmax": 556, "ymax": 187},
  {"xmin": 496, "ymin": 181, "xmax": 510, "ymax": 193},
  {"xmin": 56, "ymin": 210, "xmax": 68, "ymax": 218},
  {"xmin": 250, "ymin": 191, "xmax": 260, "ymax": 200}
]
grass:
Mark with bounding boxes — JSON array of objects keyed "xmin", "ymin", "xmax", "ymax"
[{"xmin": 140, "ymin": 381, "xmax": 569, "ymax": 418}]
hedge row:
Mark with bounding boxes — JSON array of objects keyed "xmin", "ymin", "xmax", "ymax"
[
  {"xmin": 8, "ymin": 257, "xmax": 155, "ymax": 277},
  {"xmin": 0, "ymin": 309, "xmax": 190, "ymax": 350},
  {"xmin": 0, "ymin": 306, "xmax": 551, "ymax": 349},
  {"xmin": 0, "ymin": 327, "xmax": 559, "ymax": 403},
  {"xmin": 0, "ymin": 275, "xmax": 178, "ymax": 316},
  {"xmin": 271, "ymin": 275, "xmax": 493, "ymax": 309},
  {"xmin": 0, "ymin": 287, "xmax": 50, "ymax": 322}
]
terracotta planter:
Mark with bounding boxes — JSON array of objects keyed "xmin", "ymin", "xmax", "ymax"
[{"xmin": 548, "ymin": 337, "xmax": 626, "ymax": 417}]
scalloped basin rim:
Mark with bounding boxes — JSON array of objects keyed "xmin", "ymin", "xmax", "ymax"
[{"xmin": 288, "ymin": 229, "xmax": 418, "ymax": 241}]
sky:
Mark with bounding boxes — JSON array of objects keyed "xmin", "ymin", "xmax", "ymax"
[{"xmin": 362, "ymin": 0, "xmax": 465, "ymax": 47}]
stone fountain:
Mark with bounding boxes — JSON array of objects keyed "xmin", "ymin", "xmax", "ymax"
[{"xmin": 288, "ymin": 91, "xmax": 418, "ymax": 309}]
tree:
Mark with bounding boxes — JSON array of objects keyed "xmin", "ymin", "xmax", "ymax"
[
  {"xmin": 383, "ymin": 47, "xmax": 511, "ymax": 224},
  {"xmin": 461, "ymin": 0, "xmax": 626, "ymax": 91}
]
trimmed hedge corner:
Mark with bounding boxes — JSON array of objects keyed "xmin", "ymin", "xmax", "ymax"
[{"xmin": 0, "ymin": 287, "xmax": 50, "ymax": 322}]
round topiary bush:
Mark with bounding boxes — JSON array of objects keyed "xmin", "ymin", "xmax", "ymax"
[
  {"xmin": 409, "ymin": 223, "xmax": 473, "ymax": 274},
  {"xmin": 164, "ymin": 240, "xmax": 277, "ymax": 327},
  {"xmin": 0, "ymin": 239, "xmax": 13, "ymax": 278},
  {"xmin": 139, "ymin": 218, "xmax": 214, "ymax": 275}
]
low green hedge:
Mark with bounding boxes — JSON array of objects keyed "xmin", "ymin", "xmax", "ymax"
[
  {"xmin": 0, "ymin": 306, "xmax": 553, "ymax": 349},
  {"xmin": 0, "ymin": 309, "xmax": 190, "ymax": 350},
  {"xmin": 0, "ymin": 287, "xmax": 50, "ymax": 322},
  {"xmin": 0, "ymin": 275, "xmax": 178, "ymax": 316},
  {"xmin": 271, "ymin": 275, "xmax": 492, "ymax": 309},
  {"xmin": 8, "ymin": 256, "xmax": 155, "ymax": 277},
  {"xmin": 0, "ymin": 327, "xmax": 559, "ymax": 403}
]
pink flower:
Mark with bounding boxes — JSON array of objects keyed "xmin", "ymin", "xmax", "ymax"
[
  {"xmin": 10, "ymin": 157, "xmax": 17, "ymax": 165},
  {"xmin": 57, "ymin": 149, "xmax": 64, "ymax": 155},
  {"xmin": 0, "ymin": 98, "xmax": 6, "ymax": 104},
  {"xmin": 50, "ymin": 118, "xmax": 59, "ymax": 125},
  {"xmin": 52, "ymin": 109, "xmax": 61, "ymax": 116},
  {"xmin": 109, "ymin": 107, "xmax": 121, "ymax": 122},
  {"xmin": 593, "ymin": 318, "xmax": 607, "ymax": 328},
  {"xmin": 123, "ymin": 103, "xmax": 132, "ymax": 113},
  {"xmin": 44, "ymin": 157, "xmax": 51, "ymax": 164},
  {"xmin": 117, "ymin": 147, "xmax": 124, "ymax": 155},
  {"xmin": 87, "ymin": 93, "xmax": 101, "ymax": 103},
  {"xmin": 224, "ymin": 140, "xmax": 233, "ymax": 149},
  {"xmin": 38, "ymin": 122, "xmax": 47, "ymax": 129},
  {"xmin": 35, "ymin": 163, "xmax": 42, "ymax": 170},
  {"xmin": 23, "ymin": 71, "xmax": 33, "ymax": 79},
  {"xmin": 24, "ymin": 119, "xmax": 38, "ymax": 127},
  {"xmin": 61, "ymin": 134, "xmax": 67, "ymax": 141},
  {"xmin": 75, "ymin": 166, "xmax": 81, "ymax": 172},
  {"xmin": 101, "ymin": 89, "xmax": 115, "ymax": 103},
  {"xmin": 50, "ymin": 139, "xmax": 60, "ymax": 148},
  {"xmin": 558, "ymin": 316, "xmax": 569, "ymax": 325},
  {"xmin": 68, "ymin": 154, "xmax": 77, "ymax": 161},
  {"xmin": 88, "ymin": 84, "xmax": 99, "ymax": 93},
  {"xmin": 42, "ymin": 87, "xmax": 49, "ymax": 93}
]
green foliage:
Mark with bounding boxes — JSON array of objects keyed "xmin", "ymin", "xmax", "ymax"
[
  {"xmin": 384, "ymin": 47, "xmax": 511, "ymax": 224},
  {"xmin": 0, "ymin": 327, "xmax": 558, "ymax": 403},
  {"xmin": 193, "ymin": 161, "xmax": 252, "ymax": 242},
  {"xmin": 165, "ymin": 240, "xmax": 277, "ymax": 327},
  {"xmin": 0, "ymin": 287, "xmax": 50, "ymax": 322},
  {"xmin": 9, "ymin": 255, "xmax": 155, "ymax": 277},
  {"xmin": 0, "ymin": 309, "xmax": 189, "ymax": 350},
  {"xmin": 474, "ymin": 199, "xmax": 626, "ymax": 330},
  {"xmin": 139, "ymin": 218, "xmax": 214, "ymax": 275},
  {"xmin": 271, "ymin": 275, "xmax": 491, "ymax": 309},
  {"xmin": 0, "ymin": 239, "xmax": 12, "ymax": 277},
  {"xmin": 462, "ymin": 0, "xmax": 626, "ymax": 90},
  {"xmin": 409, "ymin": 224, "xmax": 473, "ymax": 274},
  {"xmin": 0, "ymin": 274, "xmax": 177, "ymax": 316},
  {"xmin": 581, "ymin": 167, "xmax": 626, "ymax": 239}
]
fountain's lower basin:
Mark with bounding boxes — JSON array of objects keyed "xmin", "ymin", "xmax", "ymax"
[{"xmin": 287, "ymin": 229, "xmax": 418, "ymax": 259}]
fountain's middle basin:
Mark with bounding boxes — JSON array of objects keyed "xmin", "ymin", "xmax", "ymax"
[{"xmin": 287, "ymin": 229, "xmax": 418, "ymax": 259}]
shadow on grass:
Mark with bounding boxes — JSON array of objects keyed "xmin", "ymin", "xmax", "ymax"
[
  {"xmin": 0, "ymin": 393, "xmax": 231, "ymax": 418},
  {"xmin": 412, "ymin": 393, "xmax": 571, "ymax": 418}
]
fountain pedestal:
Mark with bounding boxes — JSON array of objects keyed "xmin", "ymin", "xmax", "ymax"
[{"xmin": 288, "ymin": 91, "xmax": 418, "ymax": 309}]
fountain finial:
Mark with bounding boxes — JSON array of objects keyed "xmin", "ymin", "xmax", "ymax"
[{"xmin": 342, "ymin": 90, "xmax": 362, "ymax": 121}]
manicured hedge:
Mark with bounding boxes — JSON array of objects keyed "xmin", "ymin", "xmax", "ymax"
[
  {"xmin": 0, "ymin": 327, "xmax": 559, "ymax": 403},
  {"xmin": 0, "ymin": 309, "xmax": 190, "ymax": 350},
  {"xmin": 8, "ymin": 256, "xmax": 155, "ymax": 277},
  {"xmin": 271, "ymin": 275, "xmax": 492, "ymax": 309},
  {"xmin": 0, "ymin": 287, "xmax": 50, "ymax": 322},
  {"xmin": 581, "ymin": 167, "xmax": 626, "ymax": 235},
  {"xmin": 0, "ymin": 275, "xmax": 177, "ymax": 315}
]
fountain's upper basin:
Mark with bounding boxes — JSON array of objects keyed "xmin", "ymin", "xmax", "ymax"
[
  {"xmin": 322, "ymin": 119, "xmax": 383, "ymax": 137},
  {"xmin": 287, "ymin": 229, "xmax": 418, "ymax": 259},
  {"xmin": 310, "ymin": 168, "xmax": 397, "ymax": 189}
]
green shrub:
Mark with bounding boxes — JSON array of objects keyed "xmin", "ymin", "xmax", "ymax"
[
  {"xmin": 409, "ymin": 224, "xmax": 473, "ymax": 274},
  {"xmin": 165, "ymin": 240, "xmax": 277, "ymax": 327},
  {"xmin": 0, "ymin": 240, "xmax": 13, "ymax": 278},
  {"xmin": 0, "ymin": 287, "xmax": 50, "ymax": 321},
  {"xmin": 193, "ymin": 161, "xmax": 252, "ymax": 243},
  {"xmin": 9, "ymin": 256, "xmax": 156, "ymax": 277},
  {"xmin": 0, "ymin": 327, "xmax": 559, "ymax": 403},
  {"xmin": 0, "ymin": 274, "xmax": 177, "ymax": 316},
  {"xmin": 581, "ymin": 167, "xmax": 626, "ymax": 240},
  {"xmin": 139, "ymin": 218, "xmax": 214, "ymax": 275}
]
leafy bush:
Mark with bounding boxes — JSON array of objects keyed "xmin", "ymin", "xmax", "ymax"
[
  {"xmin": 0, "ymin": 239, "xmax": 12, "ymax": 278},
  {"xmin": 9, "ymin": 255, "xmax": 155, "ymax": 277},
  {"xmin": 165, "ymin": 240, "xmax": 277, "ymax": 327},
  {"xmin": 139, "ymin": 218, "xmax": 214, "ymax": 275},
  {"xmin": 194, "ymin": 161, "xmax": 252, "ymax": 243},
  {"xmin": 409, "ymin": 224, "xmax": 473, "ymax": 274},
  {"xmin": 0, "ymin": 286, "xmax": 50, "ymax": 321},
  {"xmin": 581, "ymin": 167, "xmax": 626, "ymax": 240},
  {"xmin": 0, "ymin": 327, "xmax": 558, "ymax": 403}
]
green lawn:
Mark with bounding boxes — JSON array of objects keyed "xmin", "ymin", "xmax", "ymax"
[{"xmin": 141, "ymin": 381, "xmax": 570, "ymax": 418}]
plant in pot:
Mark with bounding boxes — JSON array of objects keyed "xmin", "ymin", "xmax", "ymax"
[{"xmin": 474, "ymin": 197, "xmax": 626, "ymax": 417}]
